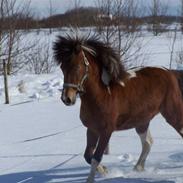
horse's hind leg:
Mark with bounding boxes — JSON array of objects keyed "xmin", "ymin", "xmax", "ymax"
[
  {"xmin": 134, "ymin": 124, "xmax": 153, "ymax": 171},
  {"xmin": 161, "ymin": 109, "xmax": 183, "ymax": 138},
  {"xmin": 160, "ymin": 93, "xmax": 183, "ymax": 138}
]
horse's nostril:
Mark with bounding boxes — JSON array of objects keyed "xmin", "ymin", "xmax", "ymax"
[
  {"xmin": 61, "ymin": 91, "xmax": 76, "ymax": 106},
  {"xmin": 65, "ymin": 97, "xmax": 72, "ymax": 104}
]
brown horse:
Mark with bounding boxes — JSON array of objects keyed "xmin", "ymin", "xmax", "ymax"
[{"xmin": 53, "ymin": 34, "xmax": 183, "ymax": 183}]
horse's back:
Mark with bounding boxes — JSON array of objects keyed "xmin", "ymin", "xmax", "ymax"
[
  {"xmin": 115, "ymin": 67, "xmax": 183, "ymax": 130},
  {"xmin": 135, "ymin": 67, "xmax": 183, "ymax": 105}
]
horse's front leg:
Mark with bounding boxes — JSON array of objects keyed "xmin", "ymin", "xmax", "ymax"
[
  {"xmin": 84, "ymin": 128, "xmax": 99, "ymax": 165},
  {"xmin": 86, "ymin": 130, "xmax": 112, "ymax": 183}
]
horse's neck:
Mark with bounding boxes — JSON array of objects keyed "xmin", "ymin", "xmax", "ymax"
[{"xmin": 81, "ymin": 64, "xmax": 105, "ymax": 104}]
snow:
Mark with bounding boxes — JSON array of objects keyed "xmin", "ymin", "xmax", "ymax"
[{"xmin": 1, "ymin": 31, "xmax": 183, "ymax": 183}]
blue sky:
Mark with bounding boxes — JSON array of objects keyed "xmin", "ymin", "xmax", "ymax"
[{"xmin": 25, "ymin": 0, "xmax": 181, "ymax": 17}]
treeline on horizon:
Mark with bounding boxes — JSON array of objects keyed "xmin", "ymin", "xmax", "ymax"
[{"xmin": 0, "ymin": 6, "xmax": 182, "ymax": 31}]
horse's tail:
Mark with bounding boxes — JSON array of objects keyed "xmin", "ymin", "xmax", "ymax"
[{"xmin": 172, "ymin": 70, "xmax": 183, "ymax": 97}]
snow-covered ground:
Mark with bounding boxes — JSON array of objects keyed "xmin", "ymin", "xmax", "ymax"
[{"xmin": 1, "ymin": 31, "xmax": 183, "ymax": 183}]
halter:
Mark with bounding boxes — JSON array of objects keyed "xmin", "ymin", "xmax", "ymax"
[{"xmin": 63, "ymin": 51, "xmax": 89, "ymax": 93}]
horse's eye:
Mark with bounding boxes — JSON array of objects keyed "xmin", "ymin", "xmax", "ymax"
[{"xmin": 76, "ymin": 65, "xmax": 82, "ymax": 72}]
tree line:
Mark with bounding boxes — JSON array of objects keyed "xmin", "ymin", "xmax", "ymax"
[
  {"xmin": 0, "ymin": 7, "xmax": 182, "ymax": 32},
  {"xmin": 0, "ymin": 1, "xmax": 183, "ymax": 33}
]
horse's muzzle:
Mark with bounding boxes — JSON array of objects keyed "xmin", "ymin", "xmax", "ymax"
[{"xmin": 61, "ymin": 89, "xmax": 76, "ymax": 106}]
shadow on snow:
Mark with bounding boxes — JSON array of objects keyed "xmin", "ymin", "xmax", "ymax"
[{"xmin": 0, "ymin": 166, "xmax": 175, "ymax": 183}]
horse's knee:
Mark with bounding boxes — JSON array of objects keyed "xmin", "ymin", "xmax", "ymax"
[
  {"xmin": 139, "ymin": 130, "xmax": 153, "ymax": 147},
  {"xmin": 93, "ymin": 154, "xmax": 102, "ymax": 164},
  {"xmin": 84, "ymin": 151, "xmax": 92, "ymax": 164},
  {"xmin": 84, "ymin": 147, "xmax": 95, "ymax": 164}
]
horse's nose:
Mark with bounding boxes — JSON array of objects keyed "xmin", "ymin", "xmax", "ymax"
[
  {"xmin": 64, "ymin": 96, "xmax": 72, "ymax": 105},
  {"xmin": 61, "ymin": 90, "xmax": 76, "ymax": 106}
]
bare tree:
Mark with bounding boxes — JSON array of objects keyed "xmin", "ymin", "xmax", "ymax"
[
  {"xmin": 169, "ymin": 26, "xmax": 178, "ymax": 69},
  {"xmin": 0, "ymin": 0, "xmax": 6, "ymax": 72},
  {"xmin": 175, "ymin": 35, "xmax": 183, "ymax": 70},
  {"xmin": 48, "ymin": 0, "xmax": 53, "ymax": 34},
  {"xmin": 149, "ymin": 0, "xmax": 169, "ymax": 36},
  {"xmin": 66, "ymin": 0, "xmax": 82, "ymax": 27},
  {"xmin": 47, "ymin": 0, "xmax": 57, "ymax": 34},
  {"xmin": 74, "ymin": 0, "xmax": 81, "ymax": 26},
  {"xmin": 96, "ymin": 0, "xmax": 145, "ymax": 68},
  {"xmin": 96, "ymin": 0, "xmax": 115, "ymax": 44},
  {"xmin": 180, "ymin": 0, "xmax": 183, "ymax": 33},
  {"xmin": 26, "ymin": 39, "xmax": 55, "ymax": 74},
  {"xmin": 0, "ymin": 0, "xmax": 32, "ymax": 75},
  {"xmin": 0, "ymin": 0, "xmax": 33, "ymax": 103},
  {"xmin": 0, "ymin": 0, "xmax": 9, "ymax": 103}
]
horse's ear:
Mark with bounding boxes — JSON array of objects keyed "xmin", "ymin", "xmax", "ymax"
[
  {"xmin": 101, "ymin": 68, "xmax": 111, "ymax": 86},
  {"xmin": 74, "ymin": 44, "xmax": 81, "ymax": 54}
]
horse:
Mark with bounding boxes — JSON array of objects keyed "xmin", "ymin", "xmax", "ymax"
[{"xmin": 53, "ymin": 34, "xmax": 183, "ymax": 183}]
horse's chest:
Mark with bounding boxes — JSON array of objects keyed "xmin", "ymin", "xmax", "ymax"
[
  {"xmin": 116, "ymin": 115, "xmax": 138, "ymax": 130},
  {"xmin": 80, "ymin": 104, "xmax": 111, "ymax": 130}
]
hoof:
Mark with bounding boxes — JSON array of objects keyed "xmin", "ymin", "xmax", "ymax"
[
  {"xmin": 134, "ymin": 165, "xmax": 145, "ymax": 172},
  {"xmin": 96, "ymin": 164, "xmax": 108, "ymax": 175},
  {"xmin": 86, "ymin": 177, "xmax": 94, "ymax": 183}
]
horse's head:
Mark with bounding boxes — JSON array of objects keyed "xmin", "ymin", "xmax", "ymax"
[
  {"xmin": 54, "ymin": 36, "xmax": 90, "ymax": 106},
  {"xmin": 54, "ymin": 34, "xmax": 127, "ymax": 106},
  {"xmin": 61, "ymin": 48, "xmax": 89, "ymax": 106}
]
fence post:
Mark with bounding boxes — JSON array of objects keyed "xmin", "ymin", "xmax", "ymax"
[{"xmin": 3, "ymin": 59, "xmax": 10, "ymax": 104}]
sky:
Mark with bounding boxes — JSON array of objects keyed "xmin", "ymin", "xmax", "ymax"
[
  {"xmin": 28, "ymin": 0, "xmax": 95, "ymax": 17},
  {"xmin": 19, "ymin": 0, "xmax": 181, "ymax": 18}
]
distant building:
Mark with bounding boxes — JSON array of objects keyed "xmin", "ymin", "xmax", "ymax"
[{"xmin": 97, "ymin": 13, "xmax": 113, "ymax": 21}]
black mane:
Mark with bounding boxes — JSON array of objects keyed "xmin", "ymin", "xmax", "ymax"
[{"xmin": 53, "ymin": 34, "xmax": 127, "ymax": 81}]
